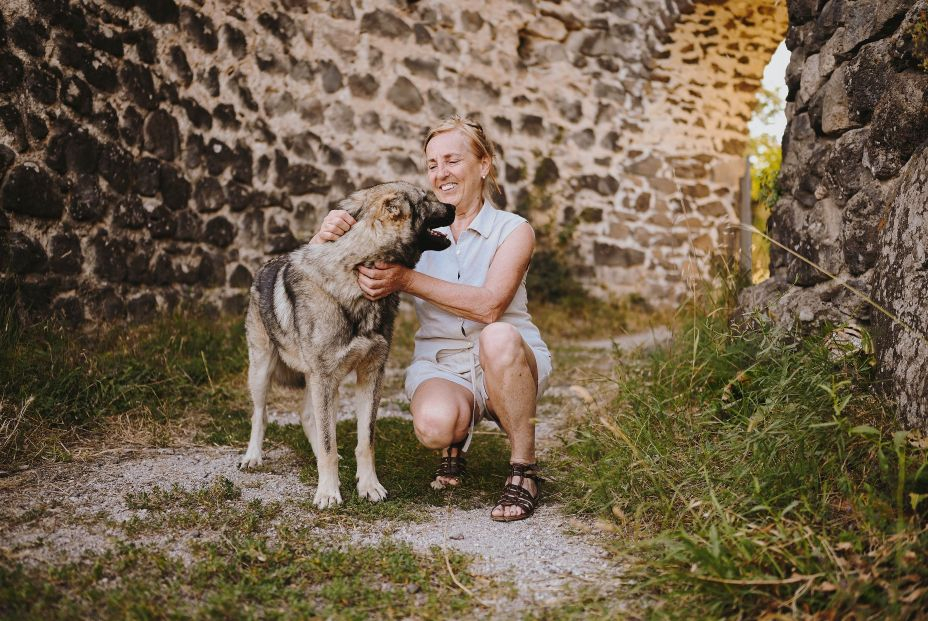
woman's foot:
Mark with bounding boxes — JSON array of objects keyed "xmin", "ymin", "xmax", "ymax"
[
  {"xmin": 490, "ymin": 463, "xmax": 540, "ymax": 521},
  {"xmin": 431, "ymin": 442, "xmax": 466, "ymax": 489}
]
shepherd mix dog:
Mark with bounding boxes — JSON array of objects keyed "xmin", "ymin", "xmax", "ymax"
[{"xmin": 239, "ymin": 182, "xmax": 455, "ymax": 508}]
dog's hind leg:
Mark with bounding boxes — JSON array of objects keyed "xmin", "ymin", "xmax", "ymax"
[
  {"xmin": 308, "ymin": 372, "xmax": 343, "ymax": 508},
  {"xmin": 354, "ymin": 340, "xmax": 389, "ymax": 502},
  {"xmin": 240, "ymin": 345, "xmax": 276, "ymax": 469}
]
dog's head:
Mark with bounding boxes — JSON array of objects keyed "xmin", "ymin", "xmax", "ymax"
[{"xmin": 337, "ymin": 181, "xmax": 455, "ymax": 266}]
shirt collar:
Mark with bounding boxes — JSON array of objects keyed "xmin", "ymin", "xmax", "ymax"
[{"xmin": 465, "ymin": 200, "xmax": 495, "ymax": 239}]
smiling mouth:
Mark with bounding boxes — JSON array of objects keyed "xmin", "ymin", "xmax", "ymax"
[{"xmin": 439, "ymin": 183, "xmax": 457, "ymax": 192}]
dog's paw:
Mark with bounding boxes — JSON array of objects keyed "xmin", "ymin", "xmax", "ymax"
[
  {"xmin": 357, "ymin": 479, "xmax": 388, "ymax": 502},
  {"xmin": 239, "ymin": 451, "xmax": 263, "ymax": 469},
  {"xmin": 313, "ymin": 487, "xmax": 343, "ymax": 509}
]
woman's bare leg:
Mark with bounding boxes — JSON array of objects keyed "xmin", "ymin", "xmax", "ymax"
[
  {"xmin": 479, "ymin": 323, "xmax": 539, "ymax": 519},
  {"xmin": 410, "ymin": 378, "xmax": 474, "ymax": 486}
]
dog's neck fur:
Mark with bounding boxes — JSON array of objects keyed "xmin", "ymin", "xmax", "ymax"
[{"xmin": 290, "ymin": 220, "xmax": 418, "ymax": 306}]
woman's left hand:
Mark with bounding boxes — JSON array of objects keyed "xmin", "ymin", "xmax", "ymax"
[{"xmin": 357, "ymin": 261, "xmax": 411, "ymax": 301}]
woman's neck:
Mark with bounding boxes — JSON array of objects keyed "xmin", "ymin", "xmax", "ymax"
[{"xmin": 451, "ymin": 195, "xmax": 483, "ymax": 240}]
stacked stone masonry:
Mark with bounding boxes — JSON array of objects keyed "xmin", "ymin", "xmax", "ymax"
[
  {"xmin": 741, "ymin": 0, "xmax": 928, "ymax": 428},
  {"xmin": 1, "ymin": 0, "xmax": 785, "ymax": 325}
]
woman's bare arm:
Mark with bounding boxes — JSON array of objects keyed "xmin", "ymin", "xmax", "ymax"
[{"xmin": 357, "ymin": 222, "xmax": 534, "ymax": 324}]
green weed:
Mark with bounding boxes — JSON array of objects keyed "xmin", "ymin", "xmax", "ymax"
[
  {"xmin": 0, "ymin": 306, "xmax": 248, "ymax": 467},
  {"xmin": 0, "ymin": 532, "xmax": 481, "ymax": 620},
  {"xmin": 554, "ymin": 287, "xmax": 928, "ymax": 618},
  {"xmin": 266, "ymin": 417, "xmax": 516, "ymax": 522}
]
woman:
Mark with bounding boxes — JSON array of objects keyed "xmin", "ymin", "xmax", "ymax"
[{"xmin": 311, "ymin": 116, "xmax": 552, "ymax": 521}]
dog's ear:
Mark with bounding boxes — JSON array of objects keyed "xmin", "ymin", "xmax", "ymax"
[
  {"xmin": 377, "ymin": 192, "xmax": 409, "ymax": 220},
  {"xmin": 336, "ymin": 191, "xmax": 365, "ymax": 219}
]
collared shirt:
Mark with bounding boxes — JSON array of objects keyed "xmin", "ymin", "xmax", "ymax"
[{"xmin": 411, "ymin": 201, "xmax": 551, "ymax": 364}]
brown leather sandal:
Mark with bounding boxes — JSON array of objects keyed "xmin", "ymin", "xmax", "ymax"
[
  {"xmin": 430, "ymin": 440, "xmax": 467, "ymax": 490},
  {"xmin": 491, "ymin": 462, "xmax": 541, "ymax": 522}
]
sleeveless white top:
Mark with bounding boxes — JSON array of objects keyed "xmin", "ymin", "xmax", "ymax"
[{"xmin": 411, "ymin": 201, "xmax": 551, "ymax": 365}]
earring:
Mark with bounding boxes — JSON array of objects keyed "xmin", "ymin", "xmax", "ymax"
[{"xmin": 481, "ymin": 175, "xmax": 486, "ymax": 179}]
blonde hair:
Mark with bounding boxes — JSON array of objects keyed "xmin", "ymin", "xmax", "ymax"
[{"xmin": 423, "ymin": 115, "xmax": 501, "ymax": 201}]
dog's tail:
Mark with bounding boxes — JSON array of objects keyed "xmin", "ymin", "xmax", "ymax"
[{"xmin": 273, "ymin": 363, "xmax": 306, "ymax": 389}]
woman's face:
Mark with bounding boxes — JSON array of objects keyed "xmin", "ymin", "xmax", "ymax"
[{"xmin": 425, "ymin": 129, "xmax": 489, "ymax": 210}]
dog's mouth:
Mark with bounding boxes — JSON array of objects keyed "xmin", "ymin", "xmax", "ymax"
[{"xmin": 419, "ymin": 203, "xmax": 455, "ymax": 252}]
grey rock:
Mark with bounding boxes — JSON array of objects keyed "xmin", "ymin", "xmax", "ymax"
[
  {"xmin": 533, "ymin": 158, "xmax": 559, "ymax": 186},
  {"xmin": 179, "ymin": 98, "xmax": 212, "ymax": 130},
  {"xmin": 348, "ymin": 74, "xmax": 379, "ymax": 99},
  {"xmin": 169, "ymin": 46, "xmax": 193, "ymax": 86},
  {"xmin": 1, "ymin": 163, "xmax": 64, "ymax": 219},
  {"xmin": 159, "ymin": 165, "xmax": 191, "ymax": 210},
  {"xmin": 521, "ymin": 115, "xmax": 544, "ymax": 137},
  {"xmin": 194, "ymin": 177, "xmax": 226, "ymax": 213},
  {"xmin": 143, "ymin": 110, "xmax": 180, "ymax": 161},
  {"xmin": 404, "ymin": 57, "xmax": 439, "ymax": 79},
  {"xmin": 387, "ymin": 77, "xmax": 423, "ymax": 113},
  {"xmin": 593, "ymin": 242, "xmax": 645, "ymax": 267},
  {"xmin": 119, "ymin": 62, "xmax": 158, "ymax": 110},
  {"xmin": 180, "ymin": 8, "xmax": 218, "ymax": 53},
  {"xmin": 68, "ymin": 174, "xmax": 105, "ymax": 222},
  {"xmin": 204, "ymin": 216, "xmax": 237, "ymax": 248},
  {"xmin": 0, "ymin": 52, "xmax": 24, "ymax": 93},
  {"xmin": 134, "ymin": 157, "xmax": 161, "ymax": 197},
  {"xmin": 360, "ymin": 10, "xmax": 412, "ymax": 40},
  {"xmin": 60, "ymin": 76, "xmax": 93, "ymax": 116},
  {"xmin": 823, "ymin": 127, "xmax": 872, "ymax": 205},
  {"xmin": 49, "ymin": 233, "xmax": 82, "ymax": 275},
  {"xmin": 864, "ymin": 72, "xmax": 928, "ymax": 179},
  {"xmin": 285, "ymin": 164, "xmax": 328, "ymax": 194},
  {"xmin": 27, "ymin": 64, "xmax": 59, "ymax": 104},
  {"xmin": 11, "ymin": 17, "xmax": 48, "ymax": 57},
  {"xmin": 120, "ymin": 106, "xmax": 143, "ymax": 146},
  {"xmin": 843, "ymin": 181, "xmax": 885, "ymax": 275},
  {"xmin": 137, "ymin": 0, "xmax": 180, "ymax": 24},
  {"xmin": 6, "ymin": 232, "xmax": 47, "ymax": 274},
  {"xmin": 872, "ymin": 146, "xmax": 928, "ymax": 429},
  {"xmin": 427, "ymin": 89, "xmax": 455, "ymax": 118},
  {"xmin": 114, "ymin": 195, "xmax": 147, "ymax": 229},
  {"xmin": 147, "ymin": 204, "xmax": 176, "ymax": 239},
  {"xmin": 320, "ymin": 60, "xmax": 342, "ymax": 93},
  {"xmin": 222, "ymin": 24, "xmax": 247, "ymax": 59}
]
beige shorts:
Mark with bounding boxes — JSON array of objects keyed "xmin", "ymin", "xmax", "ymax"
[{"xmin": 404, "ymin": 342, "xmax": 552, "ymax": 419}]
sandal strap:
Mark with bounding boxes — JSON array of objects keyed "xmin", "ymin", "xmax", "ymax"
[
  {"xmin": 435, "ymin": 454, "xmax": 467, "ymax": 477},
  {"xmin": 494, "ymin": 462, "xmax": 541, "ymax": 513}
]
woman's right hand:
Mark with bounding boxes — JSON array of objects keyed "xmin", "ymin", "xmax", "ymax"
[{"xmin": 310, "ymin": 209, "xmax": 356, "ymax": 244}]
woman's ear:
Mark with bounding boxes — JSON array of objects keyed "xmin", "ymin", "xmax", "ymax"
[{"xmin": 480, "ymin": 157, "xmax": 491, "ymax": 180}]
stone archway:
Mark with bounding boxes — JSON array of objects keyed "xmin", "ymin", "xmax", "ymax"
[{"xmin": 584, "ymin": 0, "xmax": 787, "ymax": 301}]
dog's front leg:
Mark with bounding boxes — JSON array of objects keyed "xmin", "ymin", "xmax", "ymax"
[
  {"xmin": 308, "ymin": 372, "xmax": 342, "ymax": 508},
  {"xmin": 354, "ymin": 347, "xmax": 388, "ymax": 502},
  {"xmin": 240, "ymin": 347, "xmax": 276, "ymax": 469}
]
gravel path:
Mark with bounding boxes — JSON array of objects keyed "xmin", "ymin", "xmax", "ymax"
[{"xmin": 0, "ymin": 329, "xmax": 667, "ymax": 615}]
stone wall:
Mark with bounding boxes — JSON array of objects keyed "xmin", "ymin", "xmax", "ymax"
[
  {"xmin": 740, "ymin": 0, "xmax": 928, "ymax": 428},
  {"xmin": 0, "ymin": 0, "xmax": 785, "ymax": 324}
]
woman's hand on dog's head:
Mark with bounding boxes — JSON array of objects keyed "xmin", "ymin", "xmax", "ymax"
[
  {"xmin": 311, "ymin": 209, "xmax": 356, "ymax": 244},
  {"xmin": 357, "ymin": 261, "xmax": 410, "ymax": 301}
]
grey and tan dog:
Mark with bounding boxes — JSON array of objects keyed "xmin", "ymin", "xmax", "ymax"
[{"xmin": 239, "ymin": 182, "xmax": 455, "ymax": 508}]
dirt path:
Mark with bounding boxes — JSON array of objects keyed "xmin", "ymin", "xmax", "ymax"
[{"xmin": 0, "ymin": 330, "xmax": 668, "ymax": 616}]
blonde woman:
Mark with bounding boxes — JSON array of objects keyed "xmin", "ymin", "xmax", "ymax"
[{"xmin": 312, "ymin": 116, "xmax": 551, "ymax": 521}]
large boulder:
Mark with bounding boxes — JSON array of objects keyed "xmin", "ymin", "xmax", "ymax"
[{"xmin": 872, "ymin": 146, "xmax": 928, "ymax": 429}]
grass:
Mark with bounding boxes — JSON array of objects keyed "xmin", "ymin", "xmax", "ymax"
[
  {"xmin": 0, "ymin": 305, "xmax": 248, "ymax": 468},
  {"xmin": 553, "ymin": 283, "xmax": 928, "ymax": 618},
  {"xmin": 0, "ymin": 526, "xmax": 480, "ymax": 620},
  {"xmin": 266, "ymin": 417, "xmax": 514, "ymax": 522}
]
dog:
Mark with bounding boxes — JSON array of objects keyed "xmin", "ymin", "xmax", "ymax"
[{"xmin": 239, "ymin": 182, "xmax": 455, "ymax": 508}]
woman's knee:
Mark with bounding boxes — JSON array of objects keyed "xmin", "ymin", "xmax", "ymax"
[
  {"xmin": 479, "ymin": 323, "xmax": 526, "ymax": 370},
  {"xmin": 411, "ymin": 391, "xmax": 470, "ymax": 449}
]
